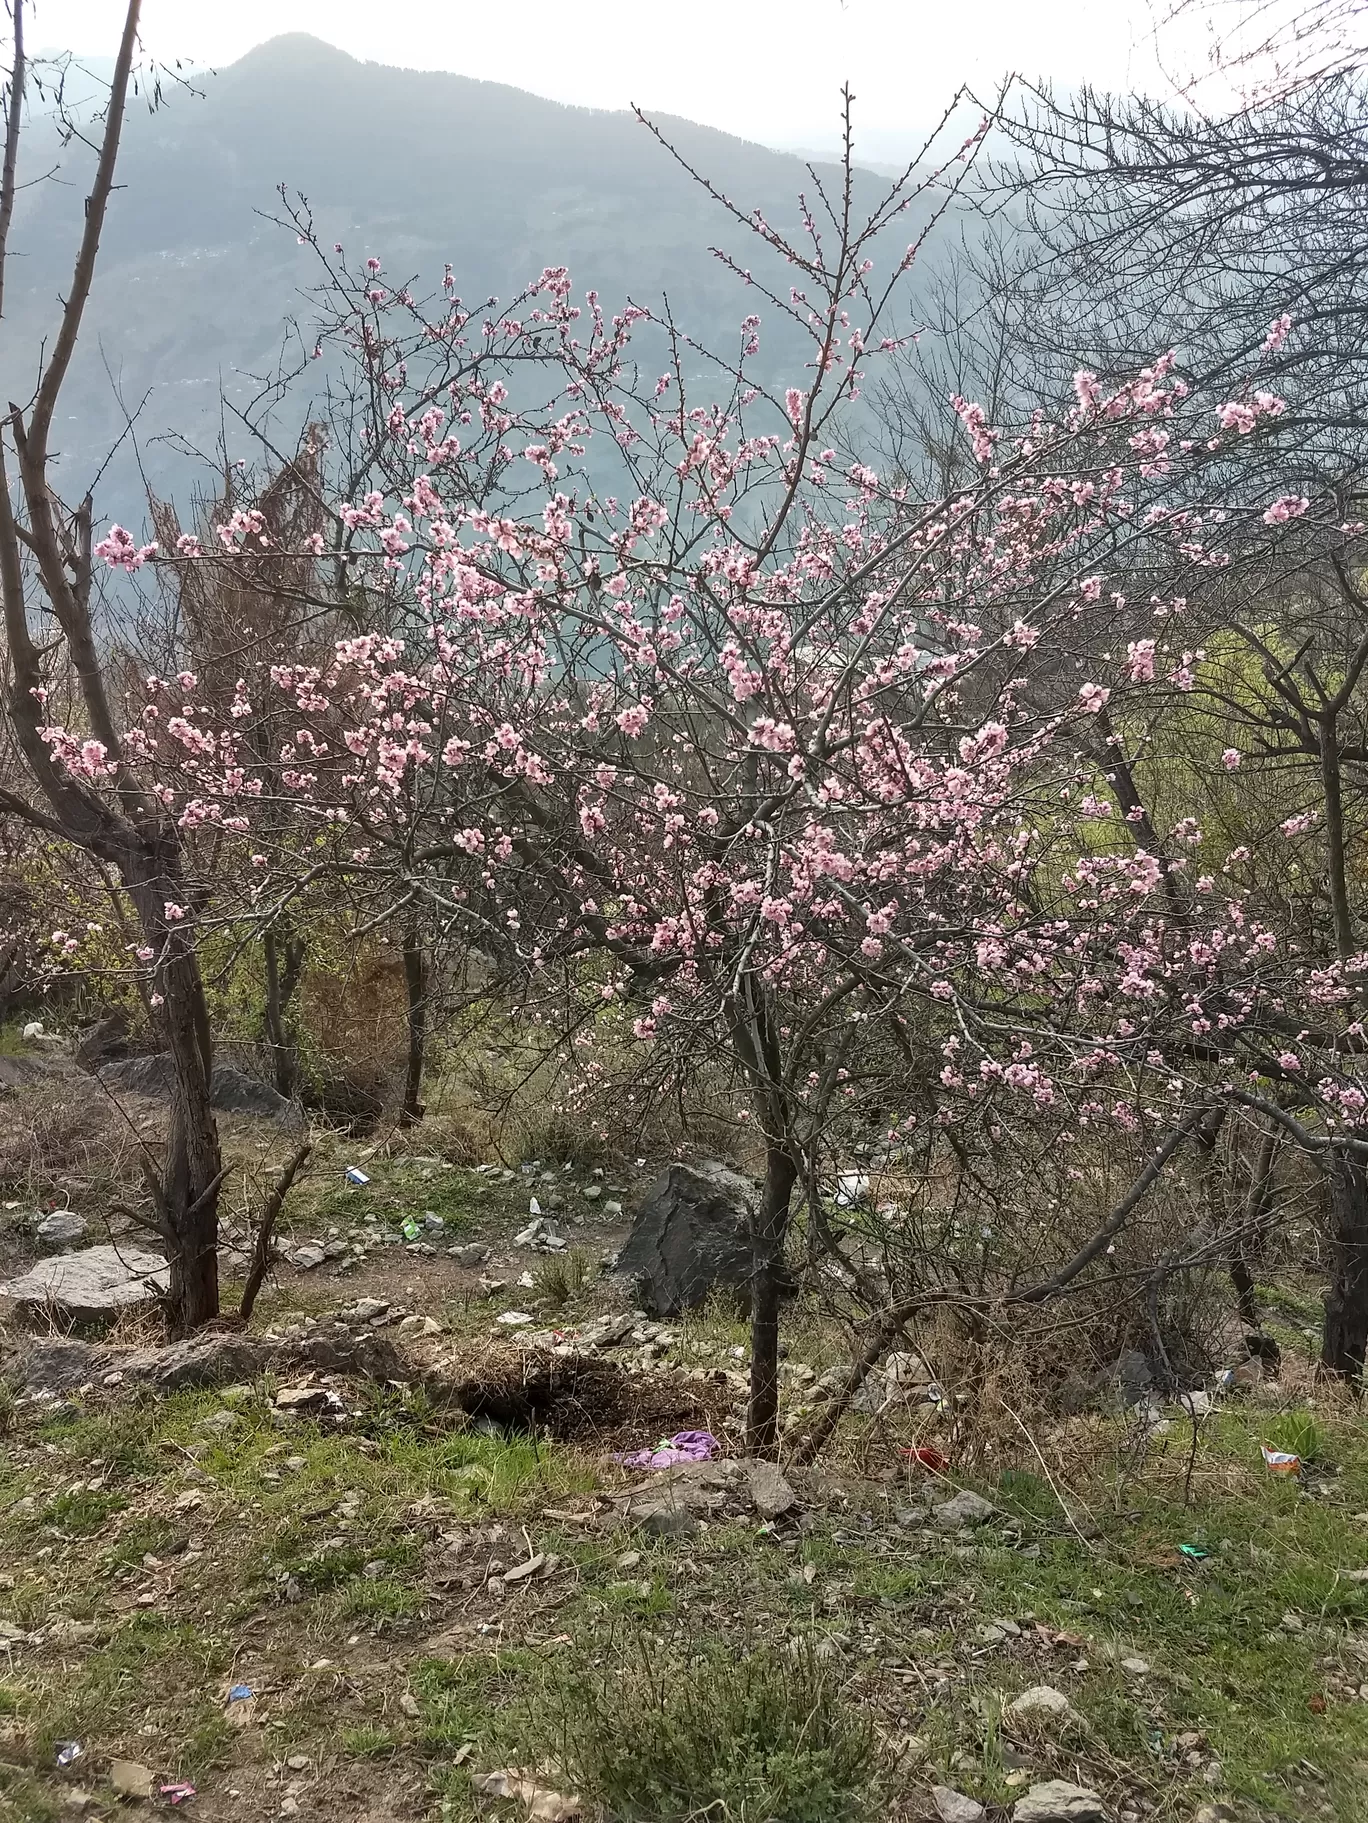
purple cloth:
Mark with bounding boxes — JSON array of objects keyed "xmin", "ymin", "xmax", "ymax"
[{"xmin": 616, "ymin": 1429, "xmax": 719, "ymax": 1469}]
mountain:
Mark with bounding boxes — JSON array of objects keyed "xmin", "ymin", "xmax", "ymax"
[{"xmin": 3, "ymin": 35, "xmax": 911, "ymax": 519}]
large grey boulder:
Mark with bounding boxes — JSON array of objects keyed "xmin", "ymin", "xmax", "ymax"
[
  {"xmin": 614, "ymin": 1161, "xmax": 758, "ymax": 1317},
  {"xmin": 97, "ymin": 1055, "xmax": 303, "ymax": 1128},
  {"xmin": 0, "ymin": 1245, "xmax": 169, "ymax": 1321}
]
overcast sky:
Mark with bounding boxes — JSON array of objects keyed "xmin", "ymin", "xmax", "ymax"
[{"xmin": 28, "ymin": 0, "xmax": 1201, "ymax": 161}]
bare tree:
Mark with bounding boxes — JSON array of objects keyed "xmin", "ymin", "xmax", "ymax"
[{"xmin": 0, "ymin": 0, "xmax": 227, "ymax": 1329}]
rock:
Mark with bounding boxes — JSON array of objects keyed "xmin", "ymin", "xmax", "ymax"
[
  {"xmin": 1116, "ymin": 1347, "xmax": 1154, "ymax": 1406},
  {"xmin": 1191, "ymin": 1807, "xmax": 1237, "ymax": 1823},
  {"xmin": 343, "ymin": 1298, "xmax": 390, "ymax": 1323},
  {"xmin": 287, "ymin": 1244, "xmax": 326, "ymax": 1270},
  {"xmin": 1007, "ymin": 1686, "xmax": 1074, "ymax": 1726},
  {"xmin": 96, "ymin": 1055, "xmax": 304, "ymax": 1128},
  {"xmin": 515, "ymin": 1217, "xmax": 567, "ymax": 1251},
  {"xmin": 0, "ymin": 1245, "xmax": 168, "ymax": 1322},
  {"xmin": 73, "ymin": 1012, "xmax": 131, "ymax": 1071},
  {"xmin": 1120, "ymin": 1656, "xmax": 1150, "ymax": 1675},
  {"xmin": 503, "ymin": 1552, "xmax": 546, "ymax": 1583},
  {"xmin": 576, "ymin": 1314, "xmax": 635, "ymax": 1350},
  {"xmin": 1012, "ymin": 1782, "xmax": 1105, "ymax": 1823},
  {"xmin": 274, "ymin": 1385, "xmax": 343, "ymax": 1416},
  {"xmin": 43, "ymin": 1617, "xmax": 99, "ymax": 1647},
  {"xmin": 746, "ymin": 1460, "xmax": 799, "ymax": 1520},
  {"xmin": 198, "ymin": 1409, "xmax": 240, "ymax": 1434},
  {"xmin": 398, "ymin": 1314, "xmax": 443, "ymax": 1338},
  {"xmin": 931, "ymin": 1490, "xmax": 995, "ymax": 1530},
  {"xmin": 399, "ymin": 1691, "xmax": 420, "ymax": 1718},
  {"xmin": 633, "ymin": 1503, "xmax": 700, "ymax": 1538},
  {"xmin": 109, "ymin": 1760, "xmax": 156, "ymax": 1800},
  {"xmin": 450, "ymin": 1244, "xmax": 491, "ymax": 1269},
  {"xmin": 933, "ymin": 1789, "xmax": 987, "ymax": 1823},
  {"xmin": 35, "ymin": 1210, "xmax": 87, "ymax": 1249},
  {"xmin": 614, "ymin": 1161, "xmax": 764, "ymax": 1317}
]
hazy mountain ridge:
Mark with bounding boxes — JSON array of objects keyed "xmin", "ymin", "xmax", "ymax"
[{"xmin": 4, "ymin": 34, "xmax": 905, "ymax": 516}]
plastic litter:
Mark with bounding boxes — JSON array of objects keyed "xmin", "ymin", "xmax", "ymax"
[
  {"xmin": 1178, "ymin": 1543, "xmax": 1210, "ymax": 1559},
  {"xmin": 399, "ymin": 1214, "xmax": 423, "ymax": 1241},
  {"xmin": 1262, "ymin": 1443, "xmax": 1302, "ymax": 1476},
  {"xmin": 161, "ymin": 1783, "xmax": 197, "ymax": 1806},
  {"xmin": 497, "ymin": 1310, "xmax": 535, "ymax": 1326},
  {"xmin": 616, "ymin": 1429, "xmax": 719, "ymax": 1469},
  {"xmin": 227, "ymin": 1683, "xmax": 253, "ymax": 1702},
  {"xmin": 344, "ymin": 1167, "xmax": 370, "ymax": 1186},
  {"xmin": 900, "ymin": 1445, "xmax": 949, "ymax": 1471},
  {"xmin": 55, "ymin": 1742, "xmax": 82, "ymax": 1767},
  {"xmin": 529, "ymin": 1195, "xmax": 542, "ymax": 1216}
]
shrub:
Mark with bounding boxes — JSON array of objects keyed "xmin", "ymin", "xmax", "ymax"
[{"xmin": 550, "ymin": 1645, "xmax": 881, "ymax": 1823}]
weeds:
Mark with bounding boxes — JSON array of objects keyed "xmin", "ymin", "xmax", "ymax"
[
  {"xmin": 548, "ymin": 1645, "xmax": 881, "ymax": 1823},
  {"xmin": 532, "ymin": 1247, "xmax": 594, "ymax": 1307}
]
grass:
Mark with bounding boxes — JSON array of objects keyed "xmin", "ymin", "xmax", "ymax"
[{"xmin": 3, "ymin": 1306, "xmax": 1368, "ymax": 1820}]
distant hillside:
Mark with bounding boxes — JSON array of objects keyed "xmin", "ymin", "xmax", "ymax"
[{"xmin": 3, "ymin": 34, "xmax": 915, "ymax": 518}]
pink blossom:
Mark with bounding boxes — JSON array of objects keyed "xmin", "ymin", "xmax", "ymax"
[
  {"xmin": 1077, "ymin": 682, "xmax": 1110, "ymax": 714},
  {"xmin": 94, "ymin": 524, "xmax": 157, "ymax": 571},
  {"xmin": 1261, "ymin": 313, "xmax": 1293, "ymax": 353}
]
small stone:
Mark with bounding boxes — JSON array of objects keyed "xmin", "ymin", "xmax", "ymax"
[
  {"xmin": 399, "ymin": 1692, "xmax": 420, "ymax": 1718},
  {"xmin": 746, "ymin": 1460, "xmax": 799, "ymax": 1520},
  {"xmin": 934, "ymin": 1789, "xmax": 987, "ymax": 1823},
  {"xmin": 634, "ymin": 1503, "xmax": 699, "ymax": 1538},
  {"xmin": 583, "ymin": 1185, "xmax": 602, "ymax": 1200},
  {"xmin": 616, "ymin": 1550, "xmax": 642, "ymax": 1570},
  {"xmin": 1280, "ymin": 1610, "xmax": 1303, "ymax": 1631},
  {"xmin": 1012, "ymin": 1781, "xmax": 1105, "ymax": 1823},
  {"xmin": 503, "ymin": 1552, "xmax": 546, "ymax": 1584},
  {"xmin": 274, "ymin": 1385, "xmax": 342, "ymax": 1416},
  {"xmin": 287, "ymin": 1244, "xmax": 326, "ymax": 1270},
  {"xmin": 109, "ymin": 1759, "xmax": 156, "ymax": 1800},
  {"xmin": 44, "ymin": 1617, "xmax": 98, "ymax": 1647},
  {"xmin": 285, "ymin": 1754, "xmax": 310, "ymax": 1771},
  {"xmin": 197, "ymin": 1409, "xmax": 240, "ymax": 1435},
  {"xmin": 1121, "ymin": 1656, "xmax": 1151, "ymax": 1675},
  {"xmin": 450, "ymin": 1244, "xmax": 491, "ymax": 1268},
  {"xmin": 344, "ymin": 1297, "xmax": 389, "ymax": 1322},
  {"xmin": 931, "ymin": 1490, "xmax": 995, "ymax": 1529},
  {"xmin": 1006, "ymin": 1686, "xmax": 1074, "ymax": 1726}
]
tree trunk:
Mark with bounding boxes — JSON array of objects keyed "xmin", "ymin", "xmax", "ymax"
[
  {"xmin": 126, "ymin": 864, "xmax": 222, "ymax": 1333},
  {"xmin": 399, "ymin": 918, "xmax": 427, "ymax": 1126},
  {"xmin": 747, "ymin": 1143, "xmax": 798, "ymax": 1457},
  {"xmin": 1323, "ymin": 1148, "xmax": 1368, "ymax": 1380},
  {"xmin": 262, "ymin": 925, "xmax": 305, "ymax": 1097},
  {"xmin": 1231, "ymin": 1123, "xmax": 1280, "ymax": 1331}
]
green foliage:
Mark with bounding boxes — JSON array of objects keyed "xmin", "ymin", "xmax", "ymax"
[
  {"xmin": 549, "ymin": 1646, "xmax": 881, "ymax": 1823},
  {"xmin": 1264, "ymin": 1409, "xmax": 1330, "ymax": 1466},
  {"xmin": 38, "ymin": 1488, "xmax": 125, "ymax": 1536}
]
